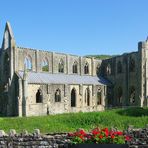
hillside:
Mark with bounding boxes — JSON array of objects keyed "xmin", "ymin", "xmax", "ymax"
[
  {"xmin": 0, "ymin": 107, "xmax": 147, "ymax": 133},
  {"xmin": 85, "ymin": 55, "xmax": 113, "ymax": 60}
]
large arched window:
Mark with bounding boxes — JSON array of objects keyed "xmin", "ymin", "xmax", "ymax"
[
  {"xmin": 85, "ymin": 87, "xmax": 90, "ymax": 106},
  {"xmin": 106, "ymin": 64, "xmax": 111, "ymax": 75},
  {"xmin": 58, "ymin": 59, "xmax": 64, "ymax": 73},
  {"xmin": 42, "ymin": 58, "xmax": 49, "ymax": 72},
  {"xmin": 97, "ymin": 89, "xmax": 102, "ymax": 105},
  {"xmin": 117, "ymin": 87, "xmax": 123, "ymax": 104},
  {"xmin": 24, "ymin": 55, "xmax": 32, "ymax": 70},
  {"xmin": 129, "ymin": 57, "xmax": 135, "ymax": 72},
  {"xmin": 71, "ymin": 88, "xmax": 76, "ymax": 107},
  {"xmin": 55, "ymin": 89, "xmax": 61, "ymax": 102},
  {"xmin": 129, "ymin": 86, "xmax": 135, "ymax": 103},
  {"xmin": 117, "ymin": 61, "xmax": 122, "ymax": 73},
  {"xmin": 4, "ymin": 30, "xmax": 9, "ymax": 50},
  {"xmin": 84, "ymin": 62, "xmax": 89, "ymax": 74},
  {"xmin": 36, "ymin": 89, "xmax": 43, "ymax": 103},
  {"xmin": 72, "ymin": 61, "xmax": 78, "ymax": 74}
]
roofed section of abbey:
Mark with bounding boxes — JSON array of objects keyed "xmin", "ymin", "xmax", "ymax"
[{"xmin": 0, "ymin": 22, "xmax": 147, "ymax": 116}]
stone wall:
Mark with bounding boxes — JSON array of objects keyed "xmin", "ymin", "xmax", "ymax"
[
  {"xmin": 125, "ymin": 125, "xmax": 148, "ymax": 148},
  {"xmin": 17, "ymin": 47, "xmax": 101, "ymax": 77},
  {"xmin": 0, "ymin": 126, "xmax": 148, "ymax": 148},
  {"xmin": 0, "ymin": 129, "xmax": 70, "ymax": 148},
  {"xmin": 101, "ymin": 52, "xmax": 140, "ymax": 107},
  {"xmin": 25, "ymin": 83, "xmax": 106, "ymax": 116}
]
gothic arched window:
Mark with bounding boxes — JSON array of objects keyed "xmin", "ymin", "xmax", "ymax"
[
  {"xmin": 117, "ymin": 61, "xmax": 122, "ymax": 73},
  {"xmin": 84, "ymin": 62, "xmax": 89, "ymax": 74},
  {"xmin": 106, "ymin": 64, "xmax": 111, "ymax": 75},
  {"xmin": 129, "ymin": 86, "xmax": 135, "ymax": 103},
  {"xmin": 72, "ymin": 61, "xmax": 78, "ymax": 74},
  {"xmin": 42, "ymin": 58, "xmax": 49, "ymax": 72},
  {"xmin": 58, "ymin": 59, "xmax": 64, "ymax": 73},
  {"xmin": 24, "ymin": 56, "xmax": 32, "ymax": 70},
  {"xmin": 4, "ymin": 30, "xmax": 9, "ymax": 50},
  {"xmin": 55, "ymin": 89, "xmax": 61, "ymax": 102},
  {"xmin": 36, "ymin": 89, "xmax": 43, "ymax": 103},
  {"xmin": 71, "ymin": 88, "xmax": 76, "ymax": 107},
  {"xmin": 117, "ymin": 87, "xmax": 123, "ymax": 104},
  {"xmin": 97, "ymin": 89, "xmax": 102, "ymax": 105},
  {"xmin": 85, "ymin": 87, "xmax": 90, "ymax": 106},
  {"xmin": 129, "ymin": 57, "xmax": 135, "ymax": 72}
]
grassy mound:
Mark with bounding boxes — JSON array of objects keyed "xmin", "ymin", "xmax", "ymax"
[{"xmin": 0, "ymin": 107, "xmax": 147, "ymax": 133}]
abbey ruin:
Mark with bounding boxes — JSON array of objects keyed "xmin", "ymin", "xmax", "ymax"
[{"xmin": 0, "ymin": 22, "xmax": 147, "ymax": 116}]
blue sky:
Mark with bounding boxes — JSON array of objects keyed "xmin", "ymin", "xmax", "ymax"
[{"xmin": 0, "ymin": 0, "xmax": 148, "ymax": 56}]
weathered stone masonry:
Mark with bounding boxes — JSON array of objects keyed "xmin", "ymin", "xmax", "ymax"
[
  {"xmin": 0, "ymin": 22, "xmax": 108, "ymax": 117},
  {"xmin": 0, "ymin": 126, "xmax": 148, "ymax": 148},
  {"xmin": 0, "ymin": 21, "xmax": 148, "ymax": 117}
]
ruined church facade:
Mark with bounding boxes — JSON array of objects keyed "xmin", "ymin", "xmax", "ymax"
[
  {"xmin": 0, "ymin": 22, "xmax": 109, "ymax": 116},
  {"xmin": 0, "ymin": 22, "xmax": 147, "ymax": 117}
]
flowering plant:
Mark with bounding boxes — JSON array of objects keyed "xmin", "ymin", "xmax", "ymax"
[{"xmin": 68, "ymin": 128, "xmax": 131, "ymax": 144}]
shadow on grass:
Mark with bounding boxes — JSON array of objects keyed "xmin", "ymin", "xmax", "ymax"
[{"xmin": 117, "ymin": 107, "xmax": 148, "ymax": 117}]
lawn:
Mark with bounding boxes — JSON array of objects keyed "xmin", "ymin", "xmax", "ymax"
[{"xmin": 0, "ymin": 107, "xmax": 147, "ymax": 134}]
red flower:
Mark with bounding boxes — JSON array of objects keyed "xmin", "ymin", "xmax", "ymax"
[
  {"xmin": 99, "ymin": 135, "xmax": 103, "ymax": 139},
  {"xmin": 117, "ymin": 131, "xmax": 123, "ymax": 135},
  {"xmin": 111, "ymin": 135, "xmax": 115, "ymax": 139},
  {"xmin": 79, "ymin": 129, "xmax": 86, "ymax": 136},
  {"xmin": 102, "ymin": 128, "xmax": 109, "ymax": 137},
  {"xmin": 68, "ymin": 127, "xmax": 128, "ymax": 144},
  {"xmin": 92, "ymin": 128, "xmax": 100, "ymax": 135},
  {"xmin": 109, "ymin": 130, "xmax": 114, "ymax": 136},
  {"xmin": 79, "ymin": 135, "xmax": 84, "ymax": 140}
]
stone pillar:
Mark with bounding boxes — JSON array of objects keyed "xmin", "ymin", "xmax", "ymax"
[
  {"xmin": 14, "ymin": 46, "xmax": 18, "ymax": 72},
  {"xmin": 138, "ymin": 41, "xmax": 148, "ymax": 107},
  {"xmin": 18, "ymin": 78, "xmax": 23, "ymax": 117},
  {"xmin": 91, "ymin": 57, "xmax": 95, "ymax": 76},
  {"xmin": 10, "ymin": 46, "xmax": 14, "ymax": 81},
  {"xmin": 66, "ymin": 55, "xmax": 69, "ymax": 74},
  {"xmin": 52, "ymin": 52, "xmax": 54, "ymax": 74},
  {"xmin": 22, "ymin": 69, "xmax": 28, "ymax": 116},
  {"xmin": 102, "ymin": 86, "xmax": 106, "ymax": 107},
  {"xmin": 79, "ymin": 57, "xmax": 83, "ymax": 76},
  {"xmin": 36, "ymin": 50, "xmax": 40, "ymax": 72}
]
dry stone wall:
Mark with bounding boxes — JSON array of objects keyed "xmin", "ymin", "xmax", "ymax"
[
  {"xmin": 0, "ymin": 126, "xmax": 148, "ymax": 147},
  {"xmin": 0, "ymin": 129, "xmax": 71, "ymax": 148}
]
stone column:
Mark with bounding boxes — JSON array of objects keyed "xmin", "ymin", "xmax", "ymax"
[
  {"xmin": 22, "ymin": 69, "xmax": 28, "ymax": 116},
  {"xmin": 14, "ymin": 46, "xmax": 18, "ymax": 72},
  {"xmin": 36, "ymin": 50, "xmax": 39, "ymax": 72},
  {"xmin": 138, "ymin": 41, "xmax": 148, "ymax": 107},
  {"xmin": 102, "ymin": 86, "xmax": 106, "ymax": 107},
  {"xmin": 52, "ymin": 52, "xmax": 54, "ymax": 74},
  {"xmin": 91, "ymin": 57, "xmax": 95, "ymax": 76},
  {"xmin": 66, "ymin": 55, "xmax": 69, "ymax": 74},
  {"xmin": 18, "ymin": 78, "xmax": 23, "ymax": 117},
  {"xmin": 79, "ymin": 57, "xmax": 83, "ymax": 76}
]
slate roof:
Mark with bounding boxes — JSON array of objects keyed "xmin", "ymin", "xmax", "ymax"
[{"xmin": 17, "ymin": 71, "xmax": 110, "ymax": 85}]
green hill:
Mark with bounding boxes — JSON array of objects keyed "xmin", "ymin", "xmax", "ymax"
[
  {"xmin": 0, "ymin": 107, "xmax": 147, "ymax": 133},
  {"xmin": 85, "ymin": 55, "xmax": 113, "ymax": 60}
]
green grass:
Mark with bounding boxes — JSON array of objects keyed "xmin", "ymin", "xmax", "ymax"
[{"xmin": 0, "ymin": 107, "xmax": 148, "ymax": 133}]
